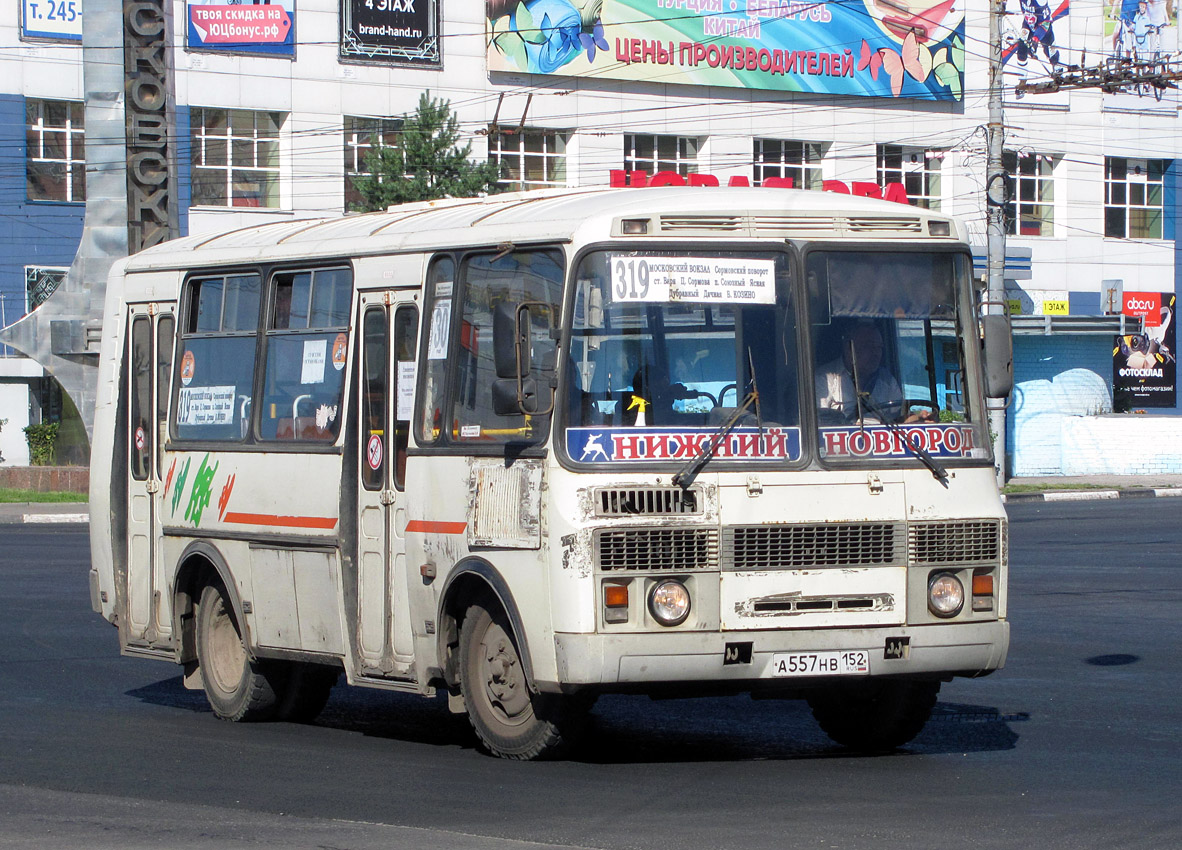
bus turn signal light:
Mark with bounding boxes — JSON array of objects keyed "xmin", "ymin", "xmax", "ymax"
[
  {"xmin": 972, "ymin": 573, "xmax": 994, "ymax": 611},
  {"xmin": 604, "ymin": 583, "xmax": 629, "ymax": 624},
  {"xmin": 604, "ymin": 585, "xmax": 629, "ymax": 608}
]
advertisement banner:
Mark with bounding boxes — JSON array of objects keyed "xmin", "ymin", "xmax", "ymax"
[
  {"xmin": 340, "ymin": 0, "xmax": 441, "ymax": 66},
  {"xmin": 486, "ymin": 0, "xmax": 966, "ymax": 101},
  {"xmin": 188, "ymin": 0, "xmax": 295, "ymax": 57},
  {"xmin": 22, "ymin": 0, "xmax": 82, "ymax": 41},
  {"xmin": 1002, "ymin": 0, "xmax": 1069, "ymax": 105},
  {"xmin": 1113, "ymin": 292, "xmax": 1176, "ymax": 410},
  {"xmin": 1100, "ymin": 0, "xmax": 1178, "ymax": 110}
]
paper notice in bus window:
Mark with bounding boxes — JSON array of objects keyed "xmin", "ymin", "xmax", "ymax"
[
  {"xmin": 397, "ymin": 361, "xmax": 416, "ymax": 419},
  {"xmin": 178, "ymin": 386, "xmax": 236, "ymax": 426},
  {"xmin": 608, "ymin": 256, "xmax": 777, "ymax": 305},
  {"xmin": 301, "ymin": 339, "xmax": 327, "ymax": 384},
  {"xmin": 428, "ymin": 298, "xmax": 452, "ymax": 360}
]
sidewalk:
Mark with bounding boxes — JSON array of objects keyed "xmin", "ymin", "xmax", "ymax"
[{"xmin": 1002, "ymin": 474, "xmax": 1182, "ymax": 503}]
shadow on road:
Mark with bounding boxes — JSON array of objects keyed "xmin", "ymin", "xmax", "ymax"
[{"xmin": 128, "ymin": 676, "xmax": 1026, "ymax": 762}]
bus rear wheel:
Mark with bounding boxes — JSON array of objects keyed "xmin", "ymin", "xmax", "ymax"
[
  {"xmin": 459, "ymin": 602, "xmax": 586, "ymax": 760},
  {"xmin": 196, "ymin": 581, "xmax": 281, "ymax": 722},
  {"xmin": 807, "ymin": 679, "xmax": 939, "ymax": 753}
]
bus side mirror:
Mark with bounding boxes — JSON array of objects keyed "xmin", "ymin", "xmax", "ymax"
[
  {"xmin": 492, "ymin": 300, "xmax": 556, "ymax": 417},
  {"xmin": 493, "ymin": 301, "xmax": 525, "ymax": 378},
  {"xmin": 981, "ymin": 313, "xmax": 1013, "ymax": 398}
]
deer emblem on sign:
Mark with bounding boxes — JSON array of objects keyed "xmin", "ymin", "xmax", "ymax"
[{"xmin": 580, "ymin": 433, "xmax": 610, "ymax": 461}]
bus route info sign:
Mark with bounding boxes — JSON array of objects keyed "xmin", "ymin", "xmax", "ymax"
[
  {"xmin": 486, "ymin": 0, "xmax": 966, "ymax": 101},
  {"xmin": 567, "ymin": 427, "xmax": 802, "ymax": 463}
]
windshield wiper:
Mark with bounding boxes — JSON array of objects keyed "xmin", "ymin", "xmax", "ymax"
[
  {"xmin": 672, "ymin": 387, "xmax": 759, "ymax": 490},
  {"xmin": 855, "ymin": 393, "xmax": 949, "ymax": 486}
]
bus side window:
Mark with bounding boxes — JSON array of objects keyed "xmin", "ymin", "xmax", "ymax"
[
  {"xmin": 417, "ymin": 255, "xmax": 455, "ymax": 446},
  {"xmin": 174, "ymin": 274, "xmax": 260, "ymax": 442},
  {"xmin": 450, "ymin": 248, "xmax": 563, "ymax": 443},
  {"xmin": 260, "ymin": 267, "xmax": 352, "ymax": 442},
  {"xmin": 393, "ymin": 305, "xmax": 418, "ymax": 488}
]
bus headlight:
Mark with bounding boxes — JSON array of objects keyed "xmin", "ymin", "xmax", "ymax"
[
  {"xmin": 649, "ymin": 580, "xmax": 691, "ymax": 626},
  {"xmin": 928, "ymin": 573, "xmax": 965, "ymax": 618}
]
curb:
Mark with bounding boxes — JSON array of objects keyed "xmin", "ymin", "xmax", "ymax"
[
  {"xmin": 21, "ymin": 512, "xmax": 89, "ymax": 524},
  {"xmin": 1003, "ymin": 488, "xmax": 1182, "ymax": 504}
]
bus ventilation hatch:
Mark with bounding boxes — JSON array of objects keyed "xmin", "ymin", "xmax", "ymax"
[{"xmin": 595, "ymin": 487, "xmax": 701, "ymax": 516}]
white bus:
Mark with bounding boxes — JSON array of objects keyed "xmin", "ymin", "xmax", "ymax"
[{"xmin": 89, "ymin": 186, "xmax": 1013, "ymax": 759}]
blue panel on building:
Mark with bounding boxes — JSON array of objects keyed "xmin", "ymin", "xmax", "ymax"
[
  {"xmin": 0, "ymin": 94, "xmax": 85, "ymax": 342},
  {"xmin": 1069, "ymin": 291, "xmax": 1102, "ymax": 315}
]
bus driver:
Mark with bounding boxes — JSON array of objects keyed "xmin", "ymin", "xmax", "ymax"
[{"xmin": 815, "ymin": 321, "xmax": 932, "ymax": 424}]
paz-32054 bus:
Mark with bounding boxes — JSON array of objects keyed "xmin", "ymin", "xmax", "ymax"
[{"xmin": 90, "ymin": 186, "xmax": 1013, "ymax": 759}]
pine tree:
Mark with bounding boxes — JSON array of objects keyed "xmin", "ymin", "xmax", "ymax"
[{"xmin": 353, "ymin": 93, "xmax": 503, "ymax": 211}]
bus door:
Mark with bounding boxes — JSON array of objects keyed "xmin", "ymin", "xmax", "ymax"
[
  {"xmin": 125, "ymin": 305, "xmax": 175, "ymax": 644},
  {"xmin": 354, "ymin": 294, "xmax": 419, "ymax": 677}
]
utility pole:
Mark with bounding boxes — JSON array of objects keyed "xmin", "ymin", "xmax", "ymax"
[{"xmin": 986, "ymin": 0, "xmax": 1008, "ymax": 487}]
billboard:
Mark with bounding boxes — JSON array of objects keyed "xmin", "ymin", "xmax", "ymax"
[
  {"xmin": 1113, "ymin": 292, "xmax": 1176, "ymax": 410},
  {"xmin": 486, "ymin": 0, "xmax": 966, "ymax": 101},
  {"xmin": 340, "ymin": 0, "xmax": 441, "ymax": 66},
  {"xmin": 1002, "ymin": 0, "xmax": 1069, "ymax": 105},
  {"xmin": 1101, "ymin": 0, "xmax": 1178, "ymax": 110},
  {"xmin": 187, "ymin": 0, "xmax": 296, "ymax": 57}
]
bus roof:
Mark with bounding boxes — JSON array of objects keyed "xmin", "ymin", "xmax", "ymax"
[{"xmin": 121, "ymin": 186, "xmax": 963, "ymax": 273}]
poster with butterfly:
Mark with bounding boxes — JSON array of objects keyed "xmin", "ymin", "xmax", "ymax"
[{"xmin": 486, "ymin": 0, "xmax": 966, "ymax": 101}]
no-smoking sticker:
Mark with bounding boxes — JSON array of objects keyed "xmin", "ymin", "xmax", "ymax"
[
  {"xmin": 367, "ymin": 434, "xmax": 383, "ymax": 471},
  {"xmin": 134, "ymin": 426, "xmax": 146, "ymax": 451}
]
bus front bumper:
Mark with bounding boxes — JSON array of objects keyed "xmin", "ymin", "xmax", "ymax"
[{"xmin": 545, "ymin": 620, "xmax": 1008, "ymax": 692}]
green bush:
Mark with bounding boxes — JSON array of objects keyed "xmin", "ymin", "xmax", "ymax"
[{"xmin": 24, "ymin": 422, "xmax": 59, "ymax": 466}]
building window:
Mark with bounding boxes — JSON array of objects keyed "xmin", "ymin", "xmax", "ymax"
[
  {"xmin": 1105, "ymin": 157, "xmax": 1166, "ymax": 239},
  {"xmin": 26, "ymin": 99, "xmax": 85, "ymax": 202},
  {"xmin": 25, "ymin": 266, "xmax": 68, "ymax": 313},
  {"xmin": 877, "ymin": 144, "xmax": 941, "ymax": 209},
  {"xmin": 753, "ymin": 139, "xmax": 826, "ymax": 189},
  {"xmin": 191, "ymin": 108, "xmax": 283, "ymax": 208},
  {"xmin": 344, "ymin": 115, "xmax": 402, "ymax": 212},
  {"xmin": 625, "ymin": 134, "xmax": 699, "ymax": 177},
  {"xmin": 488, "ymin": 128, "xmax": 568, "ymax": 191},
  {"xmin": 1003, "ymin": 151, "xmax": 1056, "ymax": 237}
]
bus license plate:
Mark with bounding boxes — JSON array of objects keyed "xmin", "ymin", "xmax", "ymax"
[{"xmin": 770, "ymin": 650, "xmax": 870, "ymax": 677}]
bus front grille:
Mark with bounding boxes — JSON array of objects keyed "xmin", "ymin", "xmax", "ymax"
[
  {"xmin": 723, "ymin": 523, "xmax": 905, "ymax": 570},
  {"xmin": 908, "ymin": 520, "xmax": 1001, "ymax": 565},
  {"xmin": 596, "ymin": 528, "xmax": 720, "ymax": 571},
  {"xmin": 595, "ymin": 487, "xmax": 701, "ymax": 517}
]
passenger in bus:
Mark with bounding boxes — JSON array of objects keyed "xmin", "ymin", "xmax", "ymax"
[{"xmin": 815, "ymin": 321, "xmax": 932, "ymax": 424}]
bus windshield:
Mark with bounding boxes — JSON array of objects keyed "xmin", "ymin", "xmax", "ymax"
[
  {"xmin": 808, "ymin": 249, "xmax": 989, "ymax": 464},
  {"xmin": 564, "ymin": 249, "xmax": 801, "ymax": 465}
]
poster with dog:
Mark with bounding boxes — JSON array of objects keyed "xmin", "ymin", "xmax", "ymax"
[{"xmin": 1113, "ymin": 291, "xmax": 1176, "ymax": 409}]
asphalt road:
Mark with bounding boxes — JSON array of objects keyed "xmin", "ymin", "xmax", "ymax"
[{"xmin": 1, "ymin": 500, "xmax": 1179, "ymax": 849}]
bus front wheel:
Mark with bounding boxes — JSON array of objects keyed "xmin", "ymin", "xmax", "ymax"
[
  {"xmin": 459, "ymin": 602, "xmax": 587, "ymax": 760},
  {"xmin": 196, "ymin": 581, "xmax": 281, "ymax": 722},
  {"xmin": 807, "ymin": 679, "xmax": 939, "ymax": 753}
]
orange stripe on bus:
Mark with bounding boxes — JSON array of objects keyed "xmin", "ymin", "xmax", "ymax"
[
  {"xmin": 222, "ymin": 512, "xmax": 339, "ymax": 530},
  {"xmin": 405, "ymin": 520, "xmax": 467, "ymax": 534}
]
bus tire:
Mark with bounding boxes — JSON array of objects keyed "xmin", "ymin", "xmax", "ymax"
[
  {"xmin": 459, "ymin": 602, "xmax": 585, "ymax": 760},
  {"xmin": 195, "ymin": 581, "xmax": 280, "ymax": 722},
  {"xmin": 275, "ymin": 664, "xmax": 339, "ymax": 723},
  {"xmin": 807, "ymin": 679, "xmax": 939, "ymax": 753}
]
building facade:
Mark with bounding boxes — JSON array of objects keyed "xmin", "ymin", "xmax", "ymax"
[{"xmin": 1, "ymin": 0, "xmax": 1179, "ymax": 472}]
